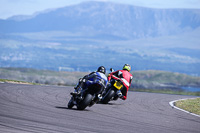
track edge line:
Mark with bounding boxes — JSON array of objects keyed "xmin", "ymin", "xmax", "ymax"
[{"xmin": 169, "ymin": 98, "xmax": 200, "ymax": 118}]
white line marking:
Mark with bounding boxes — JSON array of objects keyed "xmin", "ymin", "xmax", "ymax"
[{"xmin": 169, "ymin": 98, "xmax": 200, "ymax": 118}]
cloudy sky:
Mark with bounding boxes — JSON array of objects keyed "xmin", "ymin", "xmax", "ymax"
[{"xmin": 0, "ymin": 0, "xmax": 200, "ymax": 19}]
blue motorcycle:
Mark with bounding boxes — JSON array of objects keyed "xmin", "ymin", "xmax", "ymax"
[{"xmin": 68, "ymin": 72, "xmax": 107, "ymax": 110}]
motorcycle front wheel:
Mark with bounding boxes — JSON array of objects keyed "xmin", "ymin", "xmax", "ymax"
[{"xmin": 77, "ymin": 93, "xmax": 93, "ymax": 110}]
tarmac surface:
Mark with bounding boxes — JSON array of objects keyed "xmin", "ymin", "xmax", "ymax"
[{"xmin": 0, "ymin": 83, "xmax": 200, "ymax": 133}]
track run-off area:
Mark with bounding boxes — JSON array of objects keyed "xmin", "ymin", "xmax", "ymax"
[{"xmin": 0, "ymin": 83, "xmax": 200, "ymax": 133}]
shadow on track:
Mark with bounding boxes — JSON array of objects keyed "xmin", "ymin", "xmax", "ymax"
[
  {"xmin": 55, "ymin": 106, "xmax": 90, "ymax": 111},
  {"xmin": 97, "ymin": 101, "xmax": 124, "ymax": 105}
]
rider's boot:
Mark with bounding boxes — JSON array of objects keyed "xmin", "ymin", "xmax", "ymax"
[
  {"xmin": 71, "ymin": 84, "xmax": 82, "ymax": 96},
  {"xmin": 97, "ymin": 94, "xmax": 103, "ymax": 101}
]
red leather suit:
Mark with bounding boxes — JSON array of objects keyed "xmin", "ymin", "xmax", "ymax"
[{"xmin": 107, "ymin": 70, "xmax": 133, "ymax": 100}]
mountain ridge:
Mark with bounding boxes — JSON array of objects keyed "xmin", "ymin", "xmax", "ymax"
[
  {"xmin": 0, "ymin": 1, "xmax": 200, "ymax": 75},
  {"xmin": 1, "ymin": 1, "xmax": 200, "ymax": 39}
]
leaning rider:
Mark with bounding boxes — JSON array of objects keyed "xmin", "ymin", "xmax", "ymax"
[
  {"xmin": 107, "ymin": 64, "xmax": 133, "ymax": 100},
  {"xmin": 72, "ymin": 66, "xmax": 108, "ymax": 100}
]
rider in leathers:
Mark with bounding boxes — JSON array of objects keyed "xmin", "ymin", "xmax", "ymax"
[
  {"xmin": 73, "ymin": 66, "xmax": 108, "ymax": 100},
  {"xmin": 107, "ymin": 64, "xmax": 133, "ymax": 100}
]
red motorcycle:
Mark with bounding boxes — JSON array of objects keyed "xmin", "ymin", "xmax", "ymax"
[{"xmin": 101, "ymin": 68, "xmax": 124, "ymax": 104}]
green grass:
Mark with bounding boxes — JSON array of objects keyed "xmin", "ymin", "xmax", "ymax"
[
  {"xmin": 0, "ymin": 79, "xmax": 40, "ymax": 85},
  {"xmin": 132, "ymin": 88, "xmax": 200, "ymax": 96},
  {"xmin": 1, "ymin": 67, "xmax": 200, "ymax": 95},
  {"xmin": 0, "ymin": 67, "xmax": 87, "ymax": 86},
  {"xmin": 175, "ymin": 98, "xmax": 200, "ymax": 115},
  {"xmin": 1, "ymin": 77, "xmax": 200, "ymax": 97},
  {"xmin": 131, "ymin": 70, "xmax": 200, "ymax": 86}
]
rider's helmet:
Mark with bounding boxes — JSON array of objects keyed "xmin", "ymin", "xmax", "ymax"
[
  {"xmin": 123, "ymin": 64, "xmax": 131, "ymax": 72},
  {"xmin": 97, "ymin": 66, "xmax": 106, "ymax": 74}
]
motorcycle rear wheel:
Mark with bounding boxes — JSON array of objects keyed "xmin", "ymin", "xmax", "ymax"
[
  {"xmin": 77, "ymin": 93, "xmax": 93, "ymax": 110},
  {"xmin": 67, "ymin": 97, "xmax": 74, "ymax": 109},
  {"xmin": 101, "ymin": 89, "xmax": 115, "ymax": 104}
]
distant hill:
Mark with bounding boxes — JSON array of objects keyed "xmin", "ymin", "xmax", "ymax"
[
  {"xmin": 0, "ymin": 67, "xmax": 200, "ymax": 92},
  {"xmin": 0, "ymin": 1, "xmax": 200, "ymax": 75},
  {"xmin": 132, "ymin": 70, "xmax": 200, "ymax": 89},
  {"xmin": 1, "ymin": 1, "xmax": 200, "ymax": 38}
]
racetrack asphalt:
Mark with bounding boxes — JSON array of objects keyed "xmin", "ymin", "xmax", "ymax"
[{"xmin": 0, "ymin": 83, "xmax": 199, "ymax": 133}]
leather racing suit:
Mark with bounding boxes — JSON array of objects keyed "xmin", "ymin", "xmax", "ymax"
[
  {"xmin": 107, "ymin": 70, "xmax": 133, "ymax": 100},
  {"xmin": 75, "ymin": 71, "xmax": 108, "ymax": 95}
]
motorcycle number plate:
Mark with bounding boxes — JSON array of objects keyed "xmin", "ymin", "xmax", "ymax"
[{"xmin": 114, "ymin": 81, "xmax": 123, "ymax": 90}]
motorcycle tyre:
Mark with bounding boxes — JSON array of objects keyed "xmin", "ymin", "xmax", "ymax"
[
  {"xmin": 68, "ymin": 97, "xmax": 74, "ymax": 109},
  {"xmin": 101, "ymin": 89, "xmax": 115, "ymax": 104},
  {"xmin": 77, "ymin": 93, "xmax": 93, "ymax": 110}
]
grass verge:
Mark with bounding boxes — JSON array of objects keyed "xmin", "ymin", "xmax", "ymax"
[
  {"xmin": 132, "ymin": 88, "xmax": 200, "ymax": 96},
  {"xmin": 1, "ymin": 77, "xmax": 200, "ymax": 96},
  {"xmin": 0, "ymin": 79, "xmax": 40, "ymax": 85},
  {"xmin": 175, "ymin": 98, "xmax": 200, "ymax": 115}
]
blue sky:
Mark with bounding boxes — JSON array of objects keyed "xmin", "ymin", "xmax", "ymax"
[{"xmin": 0, "ymin": 0, "xmax": 200, "ymax": 19}]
